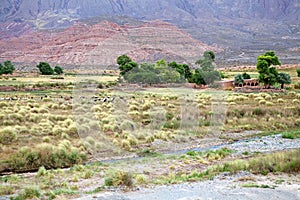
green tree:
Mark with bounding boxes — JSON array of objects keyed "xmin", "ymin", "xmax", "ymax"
[
  {"xmin": 234, "ymin": 74, "xmax": 244, "ymax": 86},
  {"xmin": 297, "ymin": 69, "xmax": 300, "ymax": 77},
  {"xmin": 195, "ymin": 51, "xmax": 215, "ymax": 72},
  {"xmin": 168, "ymin": 61, "xmax": 192, "ymax": 80},
  {"xmin": 256, "ymin": 51, "xmax": 281, "ymax": 88},
  {"xmin": 117, "ymin": 54, "xmax": 132, "ymax": 66},
  {"xmin": 201, "ymin": 71, "xmax": 221, "ymax": 85},
  {"xmin": 37, "ymin": 62, "xmax": 54, "ymax": 75},
  {"xmin": 277, "ymin": 72, "xmax": 291, "ymax": 89},
  {"xmin": 0, "ymin": 60, "xmax": 15, "ymax": 75},
  {"xmin": 54, "ymin": 66, "xmax": 63, "ymax": 74},
  {"xmin": 154, "ymin": 60, "xmax": 182, "ymax": 83},
  {"xmin": 242, "ymin": 72, "xmax": 251, "ymax": 79},
  {"xmin": 191, "ymin": 69, "xmax": 205, "ymax": 85},
  {"xmin": 117, "ymin": 55, "xmax": 138, "ymax": 76},
  {"xmin": 193, "ymin": 51, "xmax": 220, "ymax": 85}
]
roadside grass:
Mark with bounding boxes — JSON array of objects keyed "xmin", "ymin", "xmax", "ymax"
[
  {"xmin": 152, "ymin": 149, "xmax": 300, "ymax": 185},
  {"xmin": 282, "ymin": 130, "xmax": 300, "ymax": 139},
  {"xmin": 241, "ymin": 183, "xmax": 275, "ymax": 189},
  {"xmin": 0, "ymin": 147, "xmax": 299, "ymax": 198}
]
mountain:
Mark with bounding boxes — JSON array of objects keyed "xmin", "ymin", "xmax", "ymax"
[
  {"xmin": 0, "ymin": 0, "xmax": 300, "ymax": 65},
  {"xmin": 0, "ymin": 20, "xmax": 220, "ymax": 68}
]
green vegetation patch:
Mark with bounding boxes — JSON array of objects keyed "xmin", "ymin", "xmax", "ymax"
[{"xmin": 282, "ymin": 130, "xmax": 300, "ymax": 139}]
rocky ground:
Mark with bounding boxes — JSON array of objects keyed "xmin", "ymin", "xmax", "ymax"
[
  {"xmin": 1, "ymin": 134, "xmax": 299, "ymax": 200},
  {"xmin": 79, "ymin": 134, "xmax": 300, "ymax": 200},
  {"xmin": 77, "ymin": 172, "xmax": 300, "ymax": 200}
]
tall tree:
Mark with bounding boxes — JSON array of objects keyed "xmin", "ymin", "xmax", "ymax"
[
  {"xmin": 193, "ymin": 51, "xmax": 220, "ymax": 85},
  {"xmin": 256, "ymin": 51, "xmax": 281, "ymax": 88},
  {"xmin": 277, "ymin": 72, "xmax": 291, "ymax": 89},
  {"xmin": 195, "ymin": 51, "xmax": 215, "ymax": 72},
  {"xmin": 117, "ymin": 55, "xmax": 138, "ymax": 76}
]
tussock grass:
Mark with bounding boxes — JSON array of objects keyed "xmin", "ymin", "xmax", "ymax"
[
  {"xmin": 0, "ymin": 127, "xmax": 17, "ymax": 144},
  {"xmin": 104, "ymin": 170, "xmax": 134, "ymax": 187},
  {"xmin": 218, "ymin": 149, "xmax": 300, "ymax": 175}
]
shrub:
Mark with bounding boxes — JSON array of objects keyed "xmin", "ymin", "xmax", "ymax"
[
  {"xmin": 128, "ymin": 135, "xmax": 138, "ymax": 145},
  {"xmin": 135, "ymin": 174, "xmax": 147, "ymax": 184},
  {"xmin": 8, "ymin": 144, "xmax": 87, "ymax": 171},
  {"xmin": 54, "ymin": 66, "xmax": 64, "ymax": 74},
  {"xmin": 15, "ymin": 187, "xmax": 41, "ymax": 199},
  {"xmin": 0, "ymin": 185, "xmax": 14, "ymax": 195},
  {"xmin": 294, "ymin": 83, "xmax": 300, "ymax": 89},
  {"xmin": 120, "ymin": 120, "xmax": 137, "ymax": 131},
  {"xmin": 121, "ymin": 139, "xmax": 131, "ymax": 150},
  {"xmin": 142, "ymin": 102, "xmax": 151, "ymax": 111},
  {"xmin": 129, "ymin": 105, "xmax": 139, "ymax": 111},
  {"xmin": 37, "ymin": 62, "xmax": 54, "ymax": 75},
  {"xmin": 234, "ymin": 74, "xmax": 244, "ymax": 86},
  {"xmin": 163, "ymin": 120, "xmax": 180, "ymax": 129},
  {"xmin": 259, "ymin": 100, "xmax": 266, "ymax": 105},
  {"xmin": 104, "ymin": 170, "xmax": 134, "ymax": 187},
  {"xmin": 0, "ymin": 127, "xmax": 17, "ymax": 144},
  {"xmin": 37, "ymin": 166, "xmax": 48, "ymax": 177},
  {"xmin": 297, "ymin": 68, "xmax": 300, "ymax": 77},
  {"xmin": 167, "ymin": 103, "xmax": 175, "ymax": 108},
  {"xmin": 42, "ymin": 136, "xmax": 51, "ymax": 143},
  {"xmin": 253, "ymin": 108, "xmax": 265, "ymax": 116},
  {"xmin": 293, "ymin": 99, "xmax": 300, "ymax": 104},
  {"xmin": 242, "ymin": 72, "xmax": 251, "ymax": 79},
  {"xmin": 282, "ymin": 131, "xmax": 300, "ymax": 139}
]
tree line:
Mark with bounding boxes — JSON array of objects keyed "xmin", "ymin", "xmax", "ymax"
[
  {"xmin": 0, "ymin": 61, "xmax": 64, "ymax": 76},
  {"xmin": 36, "ymin": 62, "xmax": 63, "ymax": 75},
  {"xmin": 117, "ymin": 51, "xmax": 221, "ymax": 85}
]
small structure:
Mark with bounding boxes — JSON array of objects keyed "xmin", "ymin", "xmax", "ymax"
[
  {"xmin": 218, "ymin": 80, "xmax": 234, "ymax": 89},
  {"xmin": 218, "ymin": 78, "xmax": 259, "ymax": 89},
  {"xmin": 243, "ymin": 78, "xmax": 259, "ymax": 87}
]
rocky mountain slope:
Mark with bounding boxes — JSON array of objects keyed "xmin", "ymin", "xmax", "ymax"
[
  {"xmin": 1, "ymin": 0, "xmax": 299, "ymax": 23},
  {"xmin": 0, "ymin": 0, "xmax": 299, "ymax": 65},
  {"xmin": 0, "ymin": 20, "xmax": 220, "ymax": 67}
]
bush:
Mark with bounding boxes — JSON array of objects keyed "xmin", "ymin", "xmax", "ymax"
[
  {"xmin": 163, "ymin": 120, "xmax": 180, "ymax": 129},
  {"xmin": 242, "ymin": 72, "xmax": 251, "ymax": 79},
  {"xmin": 54, "ymin": 66, "xmax": 64, "ymax": 74},
  {"xmin": 282, "ymin": 131, "xmax": 300, "ymax": 139},
  {"xmin": 37, "ymin": 166, "xmax": 48, "ymax": 177},
  {"xmin": 234, "ymin": 74, "xmax": 244, "ymax": 86},
  {"xmin": 8, "ymin": 144, "xmax": 87, "ymax": 171},
  {"xmin": 104, "ymin": 170, "xmax": 134, "ymax": 187},
  {"xmin": 0, "ymin": 127, "xmax": 17, "ymax": 144},
  {"xmin": 14, "ymin": 187, "xmax": 41, "ymax": 200},
  {"xmin": 36, "ymin": 62, "xmax": 54, "ymax": 75},
  {"xmin": 253, "ymin": 108, "xmax": 265, "ymax": 116},
  {"xmin": 297, "ymin": 69, "xmax": 300, "ymax": 77},
  {"xmin": 0, "ymin": 60, "xmax": 15, "ymax": 75}
]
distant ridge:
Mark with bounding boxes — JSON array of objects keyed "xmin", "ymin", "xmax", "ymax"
[{"xmin": 0, "ymin": 20, "xmax": 221, "ymax": 67}]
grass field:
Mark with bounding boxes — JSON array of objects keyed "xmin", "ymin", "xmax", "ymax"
[{"xmin": 0, "ymin": 66, "xmax": 299, "ymax": 198}]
